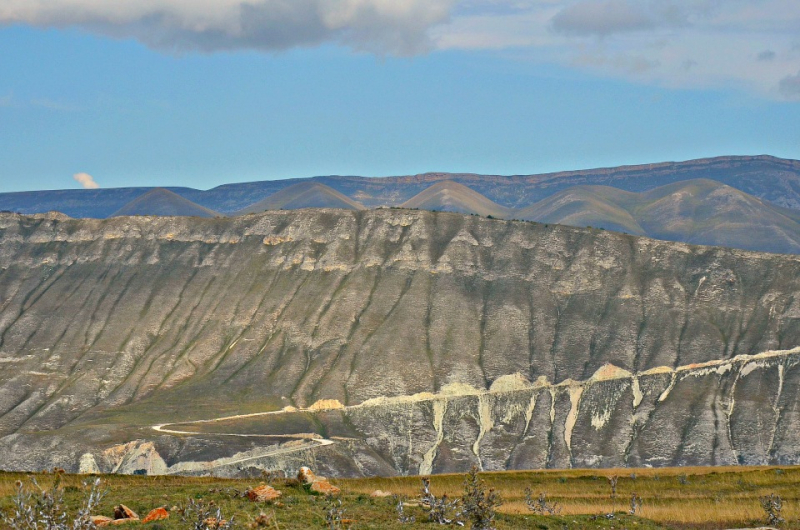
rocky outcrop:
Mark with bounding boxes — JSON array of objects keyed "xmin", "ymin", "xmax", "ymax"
[
  {"xmin": 142, "ymin": 508, "xmax": 169, "ymax": 523},
  {"xmin": 113, "ymin": 505, "xmax": 138, "ymax": 521},
  {"xmin": 1, "ymin": 209, "xmax": 800, "ymax": 474},
  {"xmin": 246, "ymin": 485, "xmax": 282, "ymax": 502},
  {"xmin": 66, "ymin": 347, "xmax": 800, "ymax": 477}
]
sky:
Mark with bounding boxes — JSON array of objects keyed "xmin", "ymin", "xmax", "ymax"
[{"xmin": 0, "ymin": 0, "xmax": 799, "ymax": 193}]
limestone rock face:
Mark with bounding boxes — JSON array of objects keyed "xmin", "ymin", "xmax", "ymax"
[
  {"xmin": 1, "ymin": 209, "xmax": 800, "ymax": 475},
  {"xmin": 79, "ymin": 453, "xmax": 100, "ymax": 474}
]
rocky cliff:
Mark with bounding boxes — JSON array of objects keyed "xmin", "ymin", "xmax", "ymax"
[{"xmin": 1, "ymin": 209, "xmax": 799, "ymax": 475}]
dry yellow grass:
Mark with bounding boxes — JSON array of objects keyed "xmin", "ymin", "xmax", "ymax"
[
  {"xmin": 1, "ymin": 465, "xmax": 798, "ymax": 528},
  {"xmin": 344, "ymin": 465, "xmax": 800, "ymax": 527}
]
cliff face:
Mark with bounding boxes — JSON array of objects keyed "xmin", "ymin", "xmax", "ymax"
[
  {"xmin": 184, "ymin": 348, "xmax": 800, "ymax": 476},
  {"xmin": 1, "ymin": 210, "xmax": 800, "ymax": 475}
]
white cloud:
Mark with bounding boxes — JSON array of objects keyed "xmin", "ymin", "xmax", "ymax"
[
  {"xmin": 437, "ymin": 0, "xmax": 800, "ymax": 100},
  {"xmin": 551, "ymin": 1, "xmax": 675, "ymax": 37},
  {"xmin": 73, "ymin": 173, "xmax": 100, "ymax": 189},
  {"xmin": 0, "ymin": 0, "xmax": 455, "ymax": 55},
  {"xmin": 2, "ymin": 0, "xmax": 799, "ymax": 99}
]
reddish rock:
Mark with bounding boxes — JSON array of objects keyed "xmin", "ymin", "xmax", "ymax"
[
  {"xmin": 310, "ymin": 480, "xmax": 341, "ymax": 495},
  {"xmin": 90, "ymin": 515, "xmax": 113, "ymax": 527},
  {"xmin": 109, "ymin": 518, "xmax": 140, "ymax": 526},
  {"xmin": 246, "ymin": 485, "xmax": 282, "ymax": 502},
  {"xmin": 142, "ymin": 507, "xmax": 169, "ymax": 523},
  {"xmin": 113, "ymin": 504, "xmax": 138, "ymax": 520},
  {"xmin": 297, "ymin": 466, "xmax": 319, "ymax": 484}
]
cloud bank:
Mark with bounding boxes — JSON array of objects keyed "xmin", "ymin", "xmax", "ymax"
[
  {"xmin": 2, "ymin": 0, "xmax": 799, "ymax": 99},
  {"xmin": 551, "ymin": 0, "xmax": 688, "ymax": 37},
  {"xmin": 73, "ymin": 173, "xmax": 100, "ymax": 189},
  {"xmin": 0, "ymin": 0, "xmax": 455, "ymax": 55},
  {"xmin": 438, "ymin": 0, "xmax": 800, "ymax": 99}
]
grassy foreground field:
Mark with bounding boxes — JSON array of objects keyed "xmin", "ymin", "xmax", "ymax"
[{"xmin": 0, "ymin": 466, "xmax": 798, "ymax": 529}]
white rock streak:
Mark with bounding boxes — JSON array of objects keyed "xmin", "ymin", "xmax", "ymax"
[
  {"xmin": 147, "ymin": 347, "xmax": 800, "ymax": 474},
  {"xmin": 419, "ymin": 398, "xmax": 448, "ymax": 475},
  {"xmin": 472, "ymin": 393, "xmax": 495, "ymax": 470}
]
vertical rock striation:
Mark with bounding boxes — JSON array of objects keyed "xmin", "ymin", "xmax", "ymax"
[{"xmin": 0, "ymin": 210, "xmax": 800, "ymax": 474}]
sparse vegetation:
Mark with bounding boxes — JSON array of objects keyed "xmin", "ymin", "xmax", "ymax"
[
  {"xmin": 524, "ymin": 489, "xmax": 560, "ymax": 515},
  {"xmin": 396, "ymin": 497, "xmax": 415, "ymax": 524},
  {"xmin": 761, "ymin": 493, "xmax": 785, "ymax": 527},
  {"xmin": 420, "ymin": 477, "xmax": 462, "ymax": 525},
  {"xmin": 3, "ymin": 473, "xmax": 105, "ymax": 530},
  {"xmin": 629, "ymin": 492, "xmax": 643, "ymax": 516},
  {"xmin": 461, "ymin": 466, "xmax": 501, "ymax": 530},
  {"xmin": 607, "ymin": 475, "xmax": 618, "ymax": 515},
  {"xmin": 0, "ymin": 466, "xmax": 799, "ymax": 528},
  {"xmin": 180, "ymin": 498, "xmax": 235, "ymax": 530},
  {"xmin": 322, "ymin": 495, "xmax": 346, "ymax": 530}
]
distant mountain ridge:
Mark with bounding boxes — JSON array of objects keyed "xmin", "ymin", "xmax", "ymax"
[
  {"xmin": 2, "ymin": 155, "xmax": 798, "ymax": 217},
  {"xmin": 112, "ymin": 188, "xmax": 222, "ymax": 218},
  {"xmin": 516, "ymin": 179, "xmax": 800, "ymax": 254},
  {"xmin": 3, "ymin": 155, "xmax": 800, "ymax": 253},
  {"xmin": 400, "ymin": 181, "xmax": 510, "ymax": 218},
  {"xmin": 234, "ymin": 182, "xmax": 364, "ymax": 214}
]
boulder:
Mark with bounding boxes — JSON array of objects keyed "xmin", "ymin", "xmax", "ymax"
[
  {"xmin": 89, "ymin": 515, "xmax": 113, "ymax": 527},
  {"xmin": 246, "ymin": 485, "xmax": 282, "ymax": 502},
  {"xmin": 310, "ymin": 481, "xmax": 341, "ymax": 495},
  {"xmin": 109, "ymin": 519, "xmax": 139, "ymax": 526},
  {"xmin": 142, "ymin": 507, "xmax": 169, "ymax": 523},
  {"xmin": 297, "ymin": 466, "xmax": 320, "ymax": 484},
  {"xmin": 113, "ymin": 504, "xmax": 138, "ymax": 520},
  {"xmin": 298, "ymin": 465, "xmax": 340, "ymax": 495}
]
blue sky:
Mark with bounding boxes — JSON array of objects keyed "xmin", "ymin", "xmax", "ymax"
[{"xmin": 1, "ymin": 0, "xmax": 799, "ymax": 193}]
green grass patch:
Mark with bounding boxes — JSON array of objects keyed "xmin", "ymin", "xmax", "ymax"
[{"xmin": 1, "ymin": 466, "xmax": 799, "ymax": 529}]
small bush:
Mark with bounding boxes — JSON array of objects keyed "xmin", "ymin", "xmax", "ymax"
[
  {"xmin": 396, "ymin": 497, "xmax": 415, "ymax": 524},
  {"xmin": 760, "ymin": 493, "xmax": 785, "ymax": 527},
  {"xmin": 629, "ymin": 493, "xmax": 643, "ymax": 516},
  {"xmin": 2, "ymin": 474, "xmax": 106, "ymax": 530},
  {"xmin": 524, "ymin": 489, "xmax": 560, "ymax": 516},
  {"xmin": 461, "ymin": 466, "xmax": 502, "ymax": 530},
  {"xmin": 323, "ymin": 495, "xmax": 346, "ymax": 530},
  {"xmin": 420, "ymin": 477, "xmax": 462, "ymax": 525},
  {"xmin": 179, "ymin": 498, "xmax": 235, "ymax": 530},
  {"xmin": 607, "ymin": 475, "xmax": 619, "ymax": 515}
]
